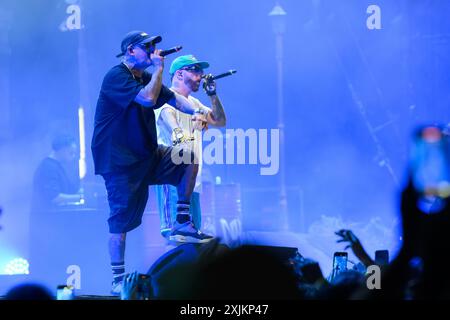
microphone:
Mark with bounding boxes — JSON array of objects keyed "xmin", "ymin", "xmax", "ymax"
[
  {"xmin": 160, "ymin": 46, "xmax": 183, "ymax": 57},
  {"xmin": 202, "ymin": 70, "xmax": 237, "ymax": 81}
]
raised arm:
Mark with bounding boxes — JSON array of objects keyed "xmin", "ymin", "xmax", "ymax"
[
  {"xmin": 335, "ymin": 229, "xmax": 375, "ymax": 267},
  {"xmin": 206, "ymin": 94, "xmax": 226, "ymax": 127},
  {"xmin": 135, "ymin": 50, "xmax": 164, "ymax": 107},
  {"xmin": 203, "ymin": 75, "xmax": 226, "ymax": 127}
]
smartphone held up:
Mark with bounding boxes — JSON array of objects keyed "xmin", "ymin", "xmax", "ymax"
[{"xmin": 410, "ymin": 125, "xmax": 450, "ymax": 214}]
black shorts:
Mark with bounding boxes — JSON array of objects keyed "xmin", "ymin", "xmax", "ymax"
[{"xmin": 103, "ymin": 145, "xmax": 196, "ymax": 234}]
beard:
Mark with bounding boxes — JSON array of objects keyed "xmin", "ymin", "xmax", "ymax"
[
  {"xmin": 129, "ymin": 55, "xmax": 151, "ymax": 70},
  {"xmin": 185, "ymin": 77, "xmax": 201, "ymax": 92}
]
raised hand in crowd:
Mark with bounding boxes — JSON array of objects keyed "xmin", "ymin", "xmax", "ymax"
[{"xmin": 335, "ymin": 229, "xmax": 374, "ymax": 267}]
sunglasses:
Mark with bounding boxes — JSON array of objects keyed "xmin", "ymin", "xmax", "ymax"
[
  {"xmin": 180, "ymin": 65, "xmax": 204, "ymax": 73},
  {"xmin": 135, "ymin": 42, "xmax": 155, "ymax": 54}
]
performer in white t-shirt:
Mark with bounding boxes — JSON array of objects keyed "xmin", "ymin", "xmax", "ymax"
[{"xmin": 155, "ymin": 55, "xmax": 227, "ymax": 243}]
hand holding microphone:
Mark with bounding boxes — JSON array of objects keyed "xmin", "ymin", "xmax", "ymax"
[
  {"xmin": 202, "ymin": 70, "xmax": 237, "ymax": 96},
  {"xmin": 151, "ymin": 49, "xmax": 165, "ymax": 68},
  {"xmin": 202, "ymin": 70, "xmax": 237, "ymax": 81},
  {"xmin": 151, "ymin": 46, "xmax": 183, "ymax": 67},
  {"xmin": 202, "ymin": 74, "xmax": 217, "ymax": 96}
]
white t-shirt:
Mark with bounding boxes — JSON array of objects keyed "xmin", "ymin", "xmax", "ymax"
[{"xmin": 155, "ymin": 95, "xmax": 211, "ymax": 193}]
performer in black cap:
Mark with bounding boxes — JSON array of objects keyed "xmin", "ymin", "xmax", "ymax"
[{"xmin": 91, "ymin": 30, "xmax": 208, "ymax": 294}]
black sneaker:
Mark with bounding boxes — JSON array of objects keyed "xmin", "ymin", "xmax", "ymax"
[{"xmin": 169, "ymin": 221, "xmax": 214, "ymax": 243}]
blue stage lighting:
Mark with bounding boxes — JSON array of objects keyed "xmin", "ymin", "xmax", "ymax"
[{"xmin": 4, "ymin": 258, "xmax": 30, "ymax": 275}]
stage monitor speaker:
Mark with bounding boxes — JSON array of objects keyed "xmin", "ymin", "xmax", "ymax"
[
  {"xmin": 147, "ymin": 241, "xmax": 228, "ymax": 275},
  {"xmin": 145, "ymin": 241, "xmax": 229, "ymax": 298}
]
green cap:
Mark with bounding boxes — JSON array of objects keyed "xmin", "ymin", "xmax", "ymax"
[{"xmin": 169, "ymin": 55, "xmax": 210, "ymax": 75}]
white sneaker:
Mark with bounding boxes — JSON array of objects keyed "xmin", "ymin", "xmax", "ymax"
[{"xmin": 110, "ymin": 281, "xmax": 123, "ymax": 296}]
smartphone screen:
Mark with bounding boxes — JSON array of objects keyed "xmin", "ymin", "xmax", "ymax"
[
  {"xmin": 333, "ymin": 252, "xmax": 348, "ymax": 274},
  {"xmin": 375, "ymin": 250, "xmax": 389, "ymax": 266},
  {"xmin": 410, "ymin": 126, "xmax": 450, "ymax": 213},
  {"xmin": 56, "ymin": 285, "xmax": 74, "ymax": 300}
]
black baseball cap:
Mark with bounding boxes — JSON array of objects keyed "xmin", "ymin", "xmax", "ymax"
[{"xmin": 116, "ymin": 30, "xmax": 162, "ymax": 58}]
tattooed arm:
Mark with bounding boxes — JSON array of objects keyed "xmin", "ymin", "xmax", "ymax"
[{"xmin": 205, "ymin": 94, "xmax": 226, "ymax": 127}]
